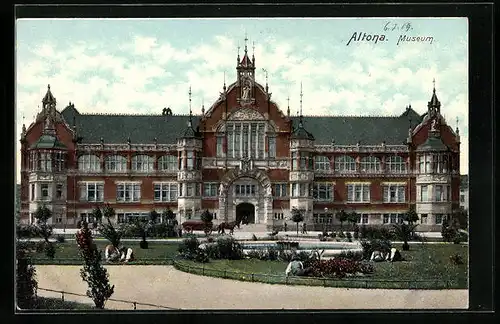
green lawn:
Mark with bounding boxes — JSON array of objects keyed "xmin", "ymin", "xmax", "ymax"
[
  {"xmin": 29, "ymin": 240, "xmax": 180, "ymax": 264},
  {"xmin": 176, "ymin": 243, "xmax": 468, "ymax": 289}
]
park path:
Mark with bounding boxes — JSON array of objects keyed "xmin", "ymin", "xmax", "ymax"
[{"xmin": 34, "ymin": 265, "xmax": 468, "ymax": 310}]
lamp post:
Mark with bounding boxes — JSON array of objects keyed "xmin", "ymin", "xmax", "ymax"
[{"xmin": 324, "ymin": 207, "xmax": 328, "ymax": 233}]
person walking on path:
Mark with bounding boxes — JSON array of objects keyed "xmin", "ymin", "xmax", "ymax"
[
  {"xmin": 284, "ymin": 222, "xmax": 288, "ymax": 232},
  {"xmin": 302, "ymin": 222, "xmax": 307, "ymax": 234}
]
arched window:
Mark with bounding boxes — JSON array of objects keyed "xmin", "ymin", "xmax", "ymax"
[
  {"xmin": 78, "ymin": 154, "xmax": 101, "ymax": 172},
  {"xmin": 158, "ymin": 155, "xmax": 178, "ymax": 171},
  {"xmin": 360, "ymin": 156, "xmax": 381, "ymax": 172},
  {"xmin": 315, "ymin": 156, "xmax": 331, "ymax": 171},
  {"xmin": 131, "ymin": 155, "xmax": 154, "ymax": 172},
  {"xmin": 334, "ymin": 155, "xmax": 356, "ymax": 172},
  {"xmin": 106, "ymin": 155, "xmax": 127, "ymax": 172},
  {"xmin": 386, "ymin": 155, "xmax": 406, "ymax": 173}
]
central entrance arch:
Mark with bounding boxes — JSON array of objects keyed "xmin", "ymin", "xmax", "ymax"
[{"xmin": 236, "ymin": 202, "xmax": 255, "ymax": 224}]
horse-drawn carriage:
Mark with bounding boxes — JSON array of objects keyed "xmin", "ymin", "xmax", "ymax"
[{"xmin": 182, "ymin": 220, "xmax": 214, "ymax": 235}]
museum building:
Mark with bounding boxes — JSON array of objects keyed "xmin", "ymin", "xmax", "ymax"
[{"xmin": 19, "ymin": 43, "xmax": 462, "ymax": 231}]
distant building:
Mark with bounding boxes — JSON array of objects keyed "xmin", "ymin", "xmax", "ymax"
[
  {"xmin": 19, "ymin": 40, "xmax": 462, "ymax": 231},
  {"xmin": 459, "ymin": 175, "xmax": 469, "ymax": 211}
]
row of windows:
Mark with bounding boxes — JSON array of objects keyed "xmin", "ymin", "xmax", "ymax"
[
  {"xmin": 418, "ymin": 153, "xmax": 450, "ymax": 174},
  {"xmin": 299, "ymin": 155, "xmax": 407, "ymax": 172},
  {"xmin": 29, "ymin": 151, "xmax": 66, "ymax": 172},
  {"xmin": 309, "ymin": 213, "xmax": 448, "ymax": 225},
  {"xmin": 29, "ymin": 183, "xmax": 63, "ymax": 201},
  {"xmin": 76, "ymin": 182, "xmax": 407, "ymax": 203},
  {"xmin": 419, "ymin": 185, "xmax": 452, "ymax": 202},
  {"xmin": 77, "ymin": 154, "xmax": 199, "ymax": 172}
]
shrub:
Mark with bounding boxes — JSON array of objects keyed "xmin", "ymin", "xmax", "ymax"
[
  {"xmin": 449, "ymin": 253, "xmax": 464, "ymax": 265},
  {"xmin": 346, "ymin": 232, "xmax": 352, "ymax": 239},
  {"xmin": 338, "ymin": 250, "xmax": 363, "ymax": 261},
  {"xmin": 278, "ymin": 249, "xmax": 295, "ymax": 262},
  {"xmin": 309, "ymin": 258, "xmax": 374, "ymax": 278},
  {"xmin": 338, "ymin": 231, "xmax": 345, "ymax": 238},
  {"xmin": 360, "ymin": 239, "xmax": 392, "ymax": 260},
  {"xmin": 216, "ymin": 235, "xmax": 244, "ymax": 260},
  {"xmin": 178, "ymin": 235, "xmax": 200, "ymax": 259},
  {"xmin": 246, "ymin": 250, "xmax": 263, "ymax": 260},
  {"xmin": 330, "ymin": 232, "xmax": 337, "ymax": 238},
  {"xmin": 139, "ymin": 240, "xmax": 148, "ymax": 249},
  {"xmin": 16, "ymin": 249, "xmax": 38, "ymax": 309},
  {"xmin": 204, "ymin": 243, "xmax": 220, "ymax": 259},
  {"xmin": 207, "ymin": 237, "xmax": 214, "ymax": 243},
  {"xmin": 266, "ymin": 247, "xmax": 279, "ymax": 261},
  {"xmin": 322, "ymin": 230, "xmax": 328, "ymax": 237},
  {"xmin": 359, "ymin": 225, "xmax": 367, "ymax": 239},
  {"xmin": 56, "ymin": 235, "xmax": 66, "ymax": 243}
]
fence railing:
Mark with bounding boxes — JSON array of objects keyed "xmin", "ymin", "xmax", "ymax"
[
  {"xmin": 172, "ymin": 260, "xmax": 461, "ymax": 290},
  {"xmin": 31, "ymin": 257, "xmax": 175, "ymax": 265},
  {"xmin": 36, "ymin": 287, "xmax": 180, "ymax": 310}
]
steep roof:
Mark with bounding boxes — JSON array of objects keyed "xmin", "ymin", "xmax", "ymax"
[
  {"xmin": 30, "ymin": 134, "xmax": 67, "ymax": 149},
  {"xmin": 291, "ymin": 108, "xmax": 423, "ymax": 145},
  {"xmin": 61, "ymin": 105, "xmax": 423, "ymax": 145},
  {"xmin": 61, "ymin": 106, "xmax": 200, "ymax": 144}
]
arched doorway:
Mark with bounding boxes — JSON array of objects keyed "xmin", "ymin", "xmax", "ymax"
[{"xmin": 236, "ymin": 202, "xmax": 255, "ymax": 225}]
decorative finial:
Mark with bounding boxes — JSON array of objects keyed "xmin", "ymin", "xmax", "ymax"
[
  {"xmin": 244, "ymin": 31, "xmax": 248, "ymax": 53},
  {"xmin": 48, "ymin": 84, "xmax": 51, "ymax": 90},
  {"xmin": 237, "ymin": 41, "xmax": 240, "ymax": 61},
  {"xmin": 201, "ymin": 99, "xmax": 205, "ymax": 115},
  {"xmin": 299, "ymin": 82, "xmax": 303, "ymax": 118},
  {"xmin": 154, "ymin": 137, "xmax": 158, "ymax": 144},
  {"xmin": 188, "ymin": 86, "xmax": 192, "ymax": 115},
  {"xmin": 432, "ymin": 78, "xmax": 436, "ymax": 93},
  {"xmin": 127, "ymin": 136, "xmax": 131, "ymax": 144},
  {"xmin": 223, "ymin": 71, "xmax": 226, "ymax": 91},
  {"xmin": 100, "ymin": 137, "xmax": 104, "ymax": 144},
  {"xmin": 252, "ymin": 41, "xmax": 255, "ymax": 59}
]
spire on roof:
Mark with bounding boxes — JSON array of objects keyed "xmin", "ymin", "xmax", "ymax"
[
  {"xmin": 188, "ymin": 86, "xmax": 192, "ymax": 126},
  {"xmin": 223, "ymin": 71, "xmax": 226, "ymax": 92},
  {"xmin": 287, "ymin": 96, "xmax": 290, "ymax": 117},
  {"xmin": 455, "ymin": 116, "xmax": 460, "ymax": 136},
  {"xmin": 201, "ymin": 98, "xmax": 205, "ymax": 115},
  {"xmin": 299, "ymin": 82, "xmax": 303, "ymax": 121},
  {"xmin": 244, "ymin": 31, "xmax": 248, "ymax": 54},
  {"xmin": 42, "ymin": 84, "xmax": 56, "ymax": 106},
  {"xmin": 427, "ymin": 78, "xmax": 441, "ymax": 117}
]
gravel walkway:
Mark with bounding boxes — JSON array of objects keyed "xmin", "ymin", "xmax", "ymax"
[{"xmin": 34, "ymin": 265, "xmax": 468, "ymax": 310}]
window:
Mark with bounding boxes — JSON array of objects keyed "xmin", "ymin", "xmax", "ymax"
[
  {"xmin": 299, "ymin": 184, "xmax": 307, "ymax": 197},
  {"xmin": 312, "ymin": 183, "xmax": 333, "ymax": 201},
  {"xmin": 131, "ymin": 155, "xmax": 154, "ymax": 172},
  {"xmin": 315, "ymin": 156, "xmax": 331, "ymax": 171},
  {"xmin": 425, "ymin": 154, "xmax": 432, "ymax": 173},
  {"xmin": 383, "ymin": 214, "xmax": 389, "ymax": 224},
  {"xmin": 78, "ymin": 154, "xmax": 101, "ymax": 172},
  {"xmin": 435, "ymin": 214, "xmax": 443, "ymax": 224},
  {"xmin": 360, "ymin": 156, "xmax": 381, "ymax": 172},
  {"xmin": 435, "ymin": 185, "xmax": 443, "ymax": 202},
  {"xmin": 106, "ymin": 155, "xmax": 127, "ymax": 172},
  {"xmin": 335, "ymin": 155, "xmax": 356, "ymax": 172},
  {"xmin": 274, "ymin": 213, "xmax": 284, "ymax": 220},
  {"xmin": 216, "ymin": 136, "xmax": 224, "ymax": 157},
  {"xmin": 154, "ymin": 183, "xmax": 178, "ymax": 202},
  {"xmin": 436, "ymin": 154, "xmax": 448, "ymax": 173},
  {"xmin": 54, "ymin": 151, "xmax": 65, "ymax": 171},
  {"xmin": 234, "ymin": 184, "xmax": 257, "ymax": 197},
  {"xmin": 203, "ymin": 183, "xmax": 218, "ymax": 197},
  {"xmin": 160, "ymin": 155, "xmax": 178, "ymax": 171},
  {"xmin": 447, "ymin": 185, "xmax": 451, "ymax": 202},
  {"xmin": 460, "ymin": 194, "xmax": 465, "ymax": 203},
  {"xmin": 116, "ymin": 212, "xmax": 149, "ymax": 224},
  {"xmin": 39, "ymin": 151, "xmax": 52, "ymax": 172},
  {"xmin": 419, "ymin": 155, "xmax": 425, "ymax": 173},
  {"xmin": 387, "ymin": 155, "xmax": 406, "ymax": 173},
  {"xmin": 79, "ymin": 182, "xmax": 104, "ymax": 202},
  {"xmin": 56, "ymin": 184, "xmax": 63, "ymax": 199},
  {"xmin": 292, "ymin": 183, "xmax": 299, "ymax": 197},
  {"xmin": 420, "ymin": 214, "xmax": 428, "ymax": 224},
  {"xmin": 186, "ymin": 151, "xmax": 194, "ymax": 170},
  {"xmin": 117, "ymin": 213, "xmax": 126, "ymax": 224},
  {"xmin": 268, "ymin": 137, "xmax": 276, "ymax": 158},
  {"xmin": 186, "ymin": 183, "xmax": 195, "ymax": 197},
  {"xmin": 397, "ymin": 214, "xmax": 404, "ymax": 224},
  {"xmin": 273, "ymin": 184, "xmax": 287, "ymax": 197},
  {"xmin": 224, "ymin": 122, "xmax": 266, "ymax": 159},
  {"xmin": 41, "ymin": 184, "xmax": 49, "ymax": 200},
  {"xmin": 291, "ymin": 152, "xmax": 298, "ymax": 170},
  {"xmin": 116, "ymin": 183, "xmax": 141, "ymax": 202},
  {"xmin": 30, "ymin": 184, "xmax": 35, "ymax": 201},
  {"xmin": 56, "ymin": 215, "xmax": 63, "ymax": 224},
  {"xmin": 158, "ymin": 155, "xmax": 177, "ymax": 171},
  {"xmin": 390, "ymin": 214, "xmax": 397, "ymax": 224},
  {"xmin": 361, "ymin": 214, "xmax": 369, "ymax": 224},
  {"xmin": 80, "ymin": 213, "xmax": 95, "ymax": 224},
  {"xmin": 420, "ymin": 185, "xmax": 428, "ymax": 202},
  {"xmin": 347, "ymin": 184, "xmax": 370, "ymax": 202},
  {"xmin": 383, "ymin": 184, "xmax": 405, "ymax": 203},
  {"xmin": 299, "ymin": 153, "xmax": 308, "ymax": 170}
]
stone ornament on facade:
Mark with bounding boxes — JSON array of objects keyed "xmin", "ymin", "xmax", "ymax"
[{"xmin": 229, "ymin": 107, "xmax": 264, "ymax": 121}]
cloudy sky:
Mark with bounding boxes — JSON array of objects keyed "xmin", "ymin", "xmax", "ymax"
[{"xmin": 15, "ymin": 18, "xmax": 468, "ymax": 182}]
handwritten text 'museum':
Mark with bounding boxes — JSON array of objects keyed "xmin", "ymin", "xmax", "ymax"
[{"xmin": 346, "ymin": 32, "xmax": 434, "ymax": 46}]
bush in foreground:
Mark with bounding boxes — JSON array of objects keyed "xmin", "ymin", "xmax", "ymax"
[
  {"xmin": 360, "ymin": 239, "xmax": 392, "ymax": 260},
  {"xmin": 308, "ymin": 258, "xmax": 375, "ymax": 278}
]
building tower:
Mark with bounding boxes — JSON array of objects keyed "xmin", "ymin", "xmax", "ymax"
[
  {"xmin": 415, "ymin": 82, "xmax": 453, "ymax": 229},
  {"xmin": 25, "ymin": 85, "xmax": 68, "ymax": 225},
  {"xmin": 236, "ymin": 35, "xmax": 256, "ymax": 105},
  {"xmin": 289, "ymin": 83, "xmax": 315, "ymax": 228},
  {"xmin": 176, "ymin": 87, "xmax": 203, "ymax": 223}
]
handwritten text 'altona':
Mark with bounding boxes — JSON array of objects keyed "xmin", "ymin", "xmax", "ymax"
[{"xmin": 346, "ymin": 32, "xmax": 434, "ymax": 46}]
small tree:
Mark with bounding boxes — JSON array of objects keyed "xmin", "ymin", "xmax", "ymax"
[
  {"xmin": 163, "ymin": 208, "xmax": 177, "ymax": 237},
  {"xmin": 98, "ymin": 204, "xmax": 122, "ymax": 248},
  {"xmin": 92, "ymin": 206, "xmax": 103, "ymax": 225},
  {"xmin": 33, "ymin": 205, "xmax": 55, "ymax": 258},
  {"xmin": 403, "ymin": 205, "xmax": 419, "ymax": 225},
  {"xmin": 452, "ymin": 207, "xmax": 468, "ymax": 230},
  {"xmin": 76, "ymin": 221, "xmax": 114, "ymax": 309},
  {"xmin": 336, "ymin": 210, "xmax": 348, "ymax": 230},
  {"xmin": 135, "ymin": 218, "xmax": 150, "ymax": 249},
  {"xmin": 291, "ymin": 207, "xmax": 304, "ymax": 236},
  {"xmin": 391, "ymin": 223, "xmax": 418, "ymax": 251},
  {"xmin": 347, "ymin": 211, "xmax": 360, "ymax": 230},
  {"xmin": 149, "ymin": 210, "xmax": 160, "ymax": 224},
  {"xmin": 16, "ymin": 248, "xmax": 38, "ymax": 309}
]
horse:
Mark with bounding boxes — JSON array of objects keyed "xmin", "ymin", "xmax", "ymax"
[{"xmin": 217, "ymin": 220, "xmax": 241, "ymax": 235}]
